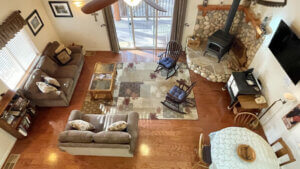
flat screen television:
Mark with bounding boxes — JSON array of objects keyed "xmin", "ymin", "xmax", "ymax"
[{"xmin": 269, "ymin": 20, "xmax": 300, "ymax": 84}]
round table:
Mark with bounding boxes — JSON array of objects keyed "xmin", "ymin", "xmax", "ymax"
[{"xmin": 209, "ymin": 127, "xmax": 279, "ymax": 169}]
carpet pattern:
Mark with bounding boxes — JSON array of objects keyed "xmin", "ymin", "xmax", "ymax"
[{"xmin": 81, "ymin": 62, "xmax": 198, "ymax": 120}]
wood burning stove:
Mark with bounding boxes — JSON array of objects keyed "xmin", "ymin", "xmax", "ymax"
[{"xmin": 204, "ymin": 0, "xmax": 241, "ymax": 62}]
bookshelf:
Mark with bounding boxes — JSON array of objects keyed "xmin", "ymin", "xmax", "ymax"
[{"xmin": 0, "ymin": 90, "xmax": 37, "ymax": 139}]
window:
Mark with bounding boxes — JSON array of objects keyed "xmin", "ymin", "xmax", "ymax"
[{"xmin": 0, "ymin": 29, "xmax": 38, "ymax": 89}]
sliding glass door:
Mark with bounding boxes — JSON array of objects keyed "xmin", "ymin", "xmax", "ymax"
[{"xmin": 112, "ymin": 0, "xmax": 174, "ymax": 49}]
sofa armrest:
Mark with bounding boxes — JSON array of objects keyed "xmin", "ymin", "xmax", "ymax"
[
  {"xmin": 65, "ymin": 110, "xmax": 83, "ymax": 130},
  {"xmin": 68, "ymin": 45, "xmax": 82, "ymax": 54},
  {"xmin": 127, "ymin": 112, "xmax": 139, "ymax": 153}
]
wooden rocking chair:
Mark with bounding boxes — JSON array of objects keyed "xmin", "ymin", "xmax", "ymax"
[
  {"xmin": 161, "ymin": 79, "xmax": 196, "ymax": 114},
  {"xmin": 155, "ymin": 41, "xmax": 182, "ymax": 79}
]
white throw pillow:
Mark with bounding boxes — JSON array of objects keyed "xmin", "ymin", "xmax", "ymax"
[
  {"xmin": 65, "ymin": 47, "xmax": 72, "ymax": 55},
  {"xmin": 44, "ymin": 76, "xmax": 60, "ymax": 87},
  {"xmin": 69, "ymin": 120, "xmax": 95, "ymax": 131},
  {"xmin": 107, "ymin": 121, "xmax": 127, "ymax": 131},
  {"xmin": 55, "ymin": 43, "xmax": 72, "ymax": 55},
  {"xmin": 36, "ymin": 82, "xmax": 57, "ymax": 93},
  {"xmin": 55, "ymin": 43, "xmax": 65, "ymax": 54}
]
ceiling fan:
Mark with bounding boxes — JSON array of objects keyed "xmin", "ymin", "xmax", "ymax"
[{"xmin": 81, "ymin": 0, "xmax": 167, "ymax": 14}]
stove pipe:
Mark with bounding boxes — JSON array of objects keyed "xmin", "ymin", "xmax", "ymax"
[{"xmin": 223, "ymin": 0, "xmax": 242, "ymax": 33}]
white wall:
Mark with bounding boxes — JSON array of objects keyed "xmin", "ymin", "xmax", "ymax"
[
  {"xmin": 41, "ymin": 0, "xmax": 111, "ymax": 51},
  {"xmin": 0, "ymin": 0, "xmax": 61, "ymax": 167},
  {"xmin": 250, "ymin": 1, "xmax": 300, "ymax": 169},
  {"xmin": 0, "ymin": 0, "xmax": 61, "ymax": 53}
]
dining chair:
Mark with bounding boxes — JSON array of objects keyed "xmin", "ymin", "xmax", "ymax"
[
  {"xmin": 271, "ymin": 138, "xmax": 296, "ymax": 166},
  {"xmin": 193, "ymin": 133, "xmax": 211, "ymax": 169},
  {"xmin": 234, "ymin": 112, "xmax": 260, "ymax": 130}
]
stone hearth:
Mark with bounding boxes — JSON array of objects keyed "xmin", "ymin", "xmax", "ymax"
[
  {"xmin": 188, "ymin": 8, "xmax": 265, "ymax": 83},
  {"xmin": 187, "ymin": 44, "xmax": 240, "ymax": 83}
]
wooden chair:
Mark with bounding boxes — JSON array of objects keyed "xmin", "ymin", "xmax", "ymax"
[
  {"xmin": 161, "ymin": 79, "xmax": 196, "ymax": 114},
  {"xmin": 154, "ymin": 41, "xmax": 182, "ymax": 79},
  {"xmin": 193, "ymin": 133, "xmax": 211, "ymax": 169},
  {"xmin": 271, "ymin": 138, "xmax": 296, "ymax": 166},
  {"xmin": 234, "ymin": 112, "xmax": 260, "ymax": 130}
]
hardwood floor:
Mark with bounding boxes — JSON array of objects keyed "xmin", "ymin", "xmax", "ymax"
[{"xmin": 8, "ymin": 50, "xmax": 264, "ymax": 169}]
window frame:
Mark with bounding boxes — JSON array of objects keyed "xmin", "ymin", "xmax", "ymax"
[{"xmin": 0, "ymin": 29, "xmax": 40, "ymax": 89}]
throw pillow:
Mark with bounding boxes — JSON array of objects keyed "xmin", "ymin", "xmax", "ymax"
[
  {"xmin": 44, "ymin": 76, "xmax": 60, "ymax": 88},
  {"xmin": 56, "ymin": 49, "xmax": 71, "ymax": 65},
  {"xmin": 69, "ymin": 120, "xmax": 95, "ymax": 131},
  {"xmin": 107, "ymin": 121, "xmax": 127, "ymax": 131},
  {"xmin": 55, "ymin": 43, "xmax": 65, "ymax": 54},
  {"xmin": 36, "ymin": 82, "xmax": 57, "ymax": 93},
  {"xmin": 55, "ymin": 43, "xmax": 72, "ymax": 55},
  {"xmin": 65, "ymin": 47, "xmax": 72, "ymax": 55}
]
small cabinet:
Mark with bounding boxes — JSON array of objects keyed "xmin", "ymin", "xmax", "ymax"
[{"xmin": 0, "ymin": 90, "xmax": 37, "ymax": 139}]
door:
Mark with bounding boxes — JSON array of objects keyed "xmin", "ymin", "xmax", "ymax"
[{"xmin": 112, "ymin": 0, "xmax": 174, "ymax": 49}]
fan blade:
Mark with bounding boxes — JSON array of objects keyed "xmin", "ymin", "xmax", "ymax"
[
  {"xmin": 144, "ymin": 0, "xmax": 167, "ymax": 12},
  {"xmin": 81, "ymin": 0, "xmax": 118, "ymax": 14}
]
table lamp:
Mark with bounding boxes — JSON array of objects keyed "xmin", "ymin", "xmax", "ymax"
[{"xmin": 259, "ymin": 92, "xmax": 296, "ymax": 119}]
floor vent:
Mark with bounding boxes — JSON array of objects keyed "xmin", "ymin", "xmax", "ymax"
[{"xmin": 3, "ymin": 154, "xmax": 20, "ymax": 169}]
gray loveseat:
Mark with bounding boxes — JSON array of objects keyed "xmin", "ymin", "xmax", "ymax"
[
  {"xmin": 20, "ymin": 41, "xmax": 84, "ymax": 107},
  {"xmin": 58, "ymin": 110, "xmax": 139, "ymax": 157}
]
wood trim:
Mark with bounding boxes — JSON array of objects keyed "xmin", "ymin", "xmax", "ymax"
[
  {"xmin": 198, "ymin": 5, "xmax": 245, "ymax": 16},
  {"xmin": 197, "ymin": 5, "xmax": 263, "ymax": 38},
  {"xmin": 243, "ymin": 7, "xmax": 263, "ymax": 38}
]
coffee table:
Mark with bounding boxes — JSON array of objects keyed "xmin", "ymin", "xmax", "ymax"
[{"xmin": 88, "ymin": 63, "xmax": 117, "ymax": 100}]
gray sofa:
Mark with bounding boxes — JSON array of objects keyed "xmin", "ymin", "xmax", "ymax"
[
  {"xmin": 58, "ymin": 110, "xmax": 139, "ymax": 157},
  {"xmin": 20, "ymin": 41, "xmax": 84, "ymax": 107}
]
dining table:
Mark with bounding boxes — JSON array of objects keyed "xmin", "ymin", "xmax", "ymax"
[{"xmin": 209, "ymin": 127, "xmax": 280, "ymax": 169}]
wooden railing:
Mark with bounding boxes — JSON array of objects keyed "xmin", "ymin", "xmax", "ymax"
[{"xmin": 198, "ymin": 5, "xmax": 263, "ymax": 38}]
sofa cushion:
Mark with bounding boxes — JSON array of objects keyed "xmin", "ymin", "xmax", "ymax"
[
  {"xmin": 23, "ymin": 69, "xmax": 51, "ymax": 99},
  {"xmin": 107, "ymin": 121, "xmax": 127, "ymax": 131},
  {"xmin": 68, "ymin": 53, "xmax": 84, "ymax": 66},
  {"xmin": 42, "ymin": 41, "xmax": 59, "ymax": 60},
  {"xmin": 24, "ymin": 69, "xmax": 43, "ymax": 92},
  {"xmin": 55, "ymin": 65, "xmax": 78, "ymax": 79},
  {"xmin": 59, "ymin": 130, "xmax": 94, "ymax": 143},
  {"xmin": 57, "ymin": 78, "xmax": 74, "ymax": 96},
  {"xmin": 36, "ymin": 56, "xmax": 58, "ymax": 76},
  {"xmin": 68, "ymin": 45, "xmax": 82, "ymax": 54},
  {"xmin": 69, "ymin": 120, "xmax": 95, "ymax": 131},
  {"xmin": 82, "ymin": 114, "xmax": 106, "ymax": 132},
  {"xmin": 93, "ymin": 131, "xmax": 131, "ymax": 144}
]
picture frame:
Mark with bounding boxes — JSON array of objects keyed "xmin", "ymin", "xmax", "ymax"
[
  {"xmin": 282, "ymin": 104, "xmax": 300, "ymax": 130},
  {"xmin": 26, "ymin": 10, "xmax": 44, "ymax": 36},
  {"xmin": 49, "ymin": 1, "xmax": 73, "ymax": 17}
]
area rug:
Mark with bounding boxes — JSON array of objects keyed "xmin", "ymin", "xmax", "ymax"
[{"xmin": 81, "ymin": 62, "xmax": 198, "ymax": 120}]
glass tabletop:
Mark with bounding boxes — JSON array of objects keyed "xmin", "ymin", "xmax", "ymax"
[
  {"xmin": 94, "ymin": 63, "xmax": 115, "ymax": 73},
  {"xmin": 90, "ymin": 79, "xmax": 112, "ymax": 90}
]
